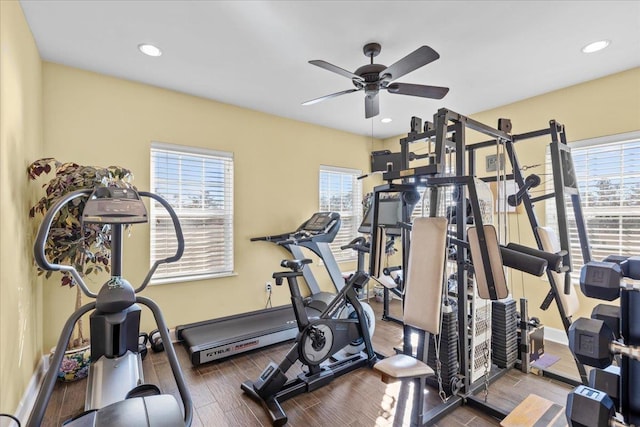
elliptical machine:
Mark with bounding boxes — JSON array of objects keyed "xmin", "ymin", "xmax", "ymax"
[
  {"xmin": 27, "ymin": 187, "xmax": 192, "ymax": 427},
  {"xmin": 241, "ymin": 258, "xmax": 377, "ymax": 426}
]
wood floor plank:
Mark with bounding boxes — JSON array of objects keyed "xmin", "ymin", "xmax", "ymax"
[
  {"xmin": 194, "ymin": 401, "xmax": 227, "ymax": 426},
  {"xmin": 222, "ymin": 400, "xmax": 264, "ymax": 427},
  {"xmin": 58, "ymin": 377, "xmax": 86, "ymax": 421},
  {"xmin": 41, "ymin": 382, "xmax": 64, "ymax": 427},
  {"xmin": 40, "ymin": 298, "xmax": 577, "ymax": 427}
]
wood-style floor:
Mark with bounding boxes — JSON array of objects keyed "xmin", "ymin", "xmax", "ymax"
[{"xmin": 40, "ymin": 299, "xmax": 577, "ymax": 426}]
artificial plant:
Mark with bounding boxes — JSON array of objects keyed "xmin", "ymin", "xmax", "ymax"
[{"xmin": 28, "ymin": 158, "xmax": 135, "ymax": 349}]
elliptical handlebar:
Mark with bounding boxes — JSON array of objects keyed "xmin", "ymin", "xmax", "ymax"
[
  {"xmin": 34, "ymin": 189, "xmax": 97, "ymax": 298},
  {"xmin": 33, "ymin": 189, "xmax": 185, "ymax": 296},
  {"xmin": 135, "ymin": 191, "xmax": 184, "ymax": 293}
]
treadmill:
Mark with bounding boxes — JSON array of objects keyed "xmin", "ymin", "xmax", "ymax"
[{"xmin": 176, "ymin": 212, "xmax": 345, "ymax": 366}]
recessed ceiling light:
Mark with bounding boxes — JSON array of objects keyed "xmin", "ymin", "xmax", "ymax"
[
  {"xmin": 138, "ymin": 43, "xmax": 162, "ymax": 57},
  {"xmin": 381, "ymin": 117, "xmax": 392, "ymax": 123},
  {"xmin": 581, "ymin": 40, "xmax": 610, "ymax": 54}
]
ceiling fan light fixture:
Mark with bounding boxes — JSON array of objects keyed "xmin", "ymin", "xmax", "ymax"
[
  {"xmin": 581, "ymin": 40, "xmax": 610, "ymax": 54},
  {"xmin": 381, "ymin": 117, "xmax": 392, "ymax": 123},
  {"xmin": 138, "ymin": 43, "xmax": 162, "ymax": 57}
]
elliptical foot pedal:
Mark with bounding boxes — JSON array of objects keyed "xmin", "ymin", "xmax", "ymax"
[{"xmin": 125, "ymin": 383, "xmax": 161, "ymax": 399}]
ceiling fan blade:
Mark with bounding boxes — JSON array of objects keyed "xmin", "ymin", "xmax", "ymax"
[
  {"xmin": 365, "ymin": 94, "xmax": 380, "ymax": 119},
  {"xmin": 380, "ymin": 46, "xmax": 440, "ymax": 83},
  {"xmin": 309, "ymin": 60, "xmax": 363, "ymax": 81},
  {"xmin": 387, "ymin": 83, "xmax": 449, "ymax": 99},
  {"xmin": 302, "ymin": 88, "xmax": 360, "ymax": 106}
]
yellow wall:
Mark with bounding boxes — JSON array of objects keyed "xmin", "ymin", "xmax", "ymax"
[
  {"xmin": 0, "ymin": 0, "xmax": 44, "ymax": 414},
  {"xmin": 4, "ymin": 3, "xmax": 638, "ymax": 411},
  {"xmin": 383, "ymin": 68, "xmax": 640, "ymax": 332},
  {"xmin": 41, "ymin": 63, "xmax": 383, "ymax": 349}
]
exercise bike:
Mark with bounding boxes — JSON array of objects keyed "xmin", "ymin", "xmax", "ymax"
[
  {"xmin": 241, "ymin": 258, "xmax": 377, "ymax": 426},
  {"xmin": 27, "ymin": 187, "xmax": 192, "ymax": 427}
]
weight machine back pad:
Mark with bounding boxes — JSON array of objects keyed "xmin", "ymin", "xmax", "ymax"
[
  {"xmin": 372, "ymin": 226, "xmax": 386, "ymax": 279},
  {"xmin": 468, "ymin": 225, "xmax": 509, "ymax": 300},
  {"xmin": 537, "ymin": 226, "xmax": 580, "ymax": 317},
  {"xmin": 404, "ymin": 217, "xmax": 448, "ymax": 335}
]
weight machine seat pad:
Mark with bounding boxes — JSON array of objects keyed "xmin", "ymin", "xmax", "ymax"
[
  {"xmin": 468, "ymin": 225, "xmax": 509, "ymax": 300},
  {"xmin": 373, "ymin": 354, "xmax": 434, "ymax": 382},
  {"xmin": 374, "ymin": 274, "xmax": 398, "ymax": 289},
  {"xmin": 537, "ymin": 226, "xmax": 580, "ymax": 317},
  {"xmin": 404, "ymin": 217, "xmax": 448, "ymax": 335}
]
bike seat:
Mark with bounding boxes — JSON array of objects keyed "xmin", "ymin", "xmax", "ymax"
[{"xmin": 280, "ymin": 258, "xmax": 312, "ymax": 272}]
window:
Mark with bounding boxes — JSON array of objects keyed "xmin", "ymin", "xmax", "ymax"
[
  {"xmin": 546, "ymin": 131, "xmax": 640, "ymax": 279},
  {"xmin": 151, "ymin": 142, "xmax": 234, "ymax": 283},
  {"xmin": 319, "ymin": 166, "xmax": 362, "ymax": 262}
]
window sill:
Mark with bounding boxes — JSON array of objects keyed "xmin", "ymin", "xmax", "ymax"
[{"xmin": 150, "ymin": 271, "xmax": 238, "ymax": 285}]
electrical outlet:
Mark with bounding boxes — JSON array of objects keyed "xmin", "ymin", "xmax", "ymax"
[{"xmin": 265, "ymin": 282, "xmax": 272, "ymax": 292}]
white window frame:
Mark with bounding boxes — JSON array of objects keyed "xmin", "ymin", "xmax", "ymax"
[
  {"xmin": 150, "ymin": 142, "xmax": 234, "ymax": 284},
  {"xmin": 319, "ymin": 165, "xmax": 362, "ymax": 263},
  {"xmin": 546, "ymin": 130, "xmax": 640, "ymax": 281}
]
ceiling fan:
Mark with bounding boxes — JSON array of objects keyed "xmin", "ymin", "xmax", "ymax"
[{"xmin": 303, "ymin": 42, "xmax": 449, "ymax": 119}]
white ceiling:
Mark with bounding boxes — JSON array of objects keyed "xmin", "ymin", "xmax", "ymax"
[{"xmin": 19, "ymin": 1, "xmax": 640, "ymax": 139}]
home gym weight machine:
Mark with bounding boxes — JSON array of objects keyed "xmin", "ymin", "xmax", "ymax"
[
  {"xmin": 367, "ymin": 107, "xmax": 588, "ymax": 424},
  {"xmin": 241, "ymin": 258, "xmax": 377, "ymax": 426},
  {"xmin": 27, "ymin": 187, "xmax": 192, "ymax": 427}
]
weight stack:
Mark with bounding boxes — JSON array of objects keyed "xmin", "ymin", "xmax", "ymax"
[
  {"xmin": 426, "ymin": 309, "xmax": 459, "ymax": 394},
  {"xmin": 491, "ymin": 298, "xmax": 518, "ymax": 369}
]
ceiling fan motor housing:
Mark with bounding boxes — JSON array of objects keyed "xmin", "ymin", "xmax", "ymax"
[{"xmin": 353, "ymin": 64, "xmax": 388, "ymax": 96}]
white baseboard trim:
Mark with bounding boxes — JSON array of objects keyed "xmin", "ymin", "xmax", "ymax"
[
  {"xmin": 12, "ymin": 354, "xmax": 49, "ymax": 425},
  {"xmin": 544, "ymin": 326, "xmax": 569, "ymax": 346}
]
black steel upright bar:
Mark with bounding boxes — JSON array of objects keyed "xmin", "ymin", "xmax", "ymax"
[{"xmin": 111, "ymin": 223, "xmax": 123, "ymax": 277}]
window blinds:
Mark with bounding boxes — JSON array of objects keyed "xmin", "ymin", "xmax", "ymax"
[
  {"xmin": 319, "ymin": 166, "xmax": 362, "ymax": 263},
  {"xmin": 547, "ymin": 136, "xmax": 640, "ymax": 280},
  {"xmin": 151, "ymin": 143, "xmax": 234, "ymax": 281}
]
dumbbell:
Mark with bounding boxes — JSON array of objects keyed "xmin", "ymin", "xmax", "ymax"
[
  {"xmin": 580, "ymin": 258, "xmax": 640, "ymax": 302},
  {"xmin": 149, "ymin": 329, "xmax": 167, "ymax": 353},
  {"xmin": 589, "ymin": 365, "xmax": 620, "ymax": 411},
  {"xmin": 138, "ymin": 332, "xmax": 149, "ymax": 360},
  {"xmin": 580, "ymin": 261, "xmax": 622, "ymax": 301},
  {"xmin": 591, "ymin": 304, "xmax": 620, "ymax": 340},
  {"xmin": 566, "ymin": 385, "xmax": 615, "ymax": 427},
  {"xmin": 568, "ymin": 318, "xmax": 616, "ymax": 368},
  {"xmin": 569, "ymin": 317, "xmax": 640, "ymax": 368}
]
